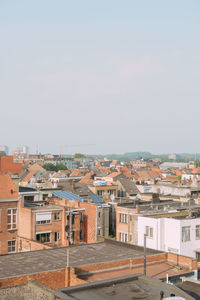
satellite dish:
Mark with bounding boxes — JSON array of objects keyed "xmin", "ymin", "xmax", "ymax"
[{"xmin": 65, "ymin": 225, "xmax": 70, "ymax": 232}]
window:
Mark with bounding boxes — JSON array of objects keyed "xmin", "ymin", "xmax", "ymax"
[
  {"xmin": 196, "ymin": 225, "xmax": 200, "ymax": 240},
  {"xmin": 119, "ymin": 232, "xmax": 128, "ymax": 243},
  {"xmin": 72, "ymin": 214, "xmax": 75, "ymax": 225},
  {"xmin": 7, "ymin": 209, "xmax": 17, "ymax": 230},
  {"xmin": 182, "ymin": 226, "xmax": 190, "ymax": 242},
  {"xmin": 42, "ymin": 194, "xmax": 48, "ymax": 201},
  {"xmin": 80, "ymin": 230, "xmax": 83, "ymax": 240},
  {"xmin": 36, "ymin": 213, "xmax": 51, "ymax": 225},
  {"xmin": 108, "ymin": 190, "xmax": 114, "ymax": 195},
  {"xmin": 8, "ymin": 240, "xmax": 16, "ymax": 253},
  {"xmin": 54, "ymin": 213, "xmax": 61, "ymax": 221},
  {"xmin": 54, "ymin": 232, "xmax": 60, "ymax": 243},
  {"xmin": 36, "ymin": 232, "xmax": 51, "ymax": 243},
  {"xmin": 97, "ymin": 190, "xmax": 104, "ymax": 196},
  {"xmin": 80, "ymin": 213, "xmax": 83, "ymax": 222},
  {"xmin": 145, "ymin": 226, "xmax": 153, "ymax": 238},
  {"xmin": 120, "ymin": 213, "xmax": 128, "ymax": 224}
]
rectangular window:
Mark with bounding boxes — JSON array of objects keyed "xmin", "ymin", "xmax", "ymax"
[
  {"xmin": 196, "ymin": 225, "xmax": 200, "ymax": 240},
  {"xmin": 108, "ymin": 190, "xmax": 114, "ymax": 195},
  {"xmin": 54, "ymin": 213, "xmax": 61, "ymax": 221},
  {"xmin": 119, "ymin": 232, "xmax": 128, "ymax": 243},
  {"xmin": 54, "ymin": 232, "xmax": 60, "ymax": 243},
  {"xmin": 80, "ymin": 230, "xmax": 83, "ymax": 240},
  {"xmin": 36, "ymin": 213, "xmax": 51, "ymax": 225},
  {"xmin": 97, "ymin": 190, "xmax": 104, "ymax": 196},
  {"xmin": 72, "ymin": 214, "xmax": 75, "ymax": 225},
  {"xmin": 182, "ymin": 226, "xmax": 190, "ymax": 242},
  {"xmin": 8, "ymin": 240, "xmax": 16, "ymax": 253},
  {"xmin": 80, "ymin": 213, "xmax": 83, "ymax": 222},
  {"xmin": 145, "ymin": 226, "xmax": 153, "ymax": 238},
  {"xmin": 36, "ymin": 232, "xmax": 51, "ymax": 243},
  {"xmin": 120, "ymin": 213, "xmax": 128, "ymax": 224},
  {"xmin": 42, "ymin": 194, "xmax": 48, "ymax": 201},
  {"xmin": 7, "ymin": 209, "xmax": 17, "ymax": 230}
]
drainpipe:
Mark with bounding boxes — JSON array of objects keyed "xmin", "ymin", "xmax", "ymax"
[{"xmin": 144, "ymin": 233, "xmax": 147, "ymax": 275}]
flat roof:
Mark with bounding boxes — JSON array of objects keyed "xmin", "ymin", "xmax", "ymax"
[
  {"xmin": 0, "ymin": 241, "xmax": 161, "ymax": 279},
  {"xmin": 59, "ymin": 275, "xmax": 193, "ymax": 300}
]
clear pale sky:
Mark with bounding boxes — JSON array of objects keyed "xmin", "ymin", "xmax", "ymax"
[{"xmin": 0, "ymin": 1, "xmax": 200, "ymax": 155}]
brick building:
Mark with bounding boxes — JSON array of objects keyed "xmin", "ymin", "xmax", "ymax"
[
  {"xmin": 16, "ymin": 189, "xmax": 100, "ymax": 252},
  {"xmin": 0, "ymin": 174, "xmax": 20, "ymax": 254},
  {"xmin": 0, "ymin": 156, "xmax": 22, "ymax": 174},
  {"xmin": 0, "ymin": 240, "xmax": 198, "ymax": 290}
]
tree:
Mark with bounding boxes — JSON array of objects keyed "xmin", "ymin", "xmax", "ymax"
[
  {"xmin": 43, "ymin": 163, "xmax": 57, "ymax": 171},
  {"xmin": 43, "ymin": 163, "xmax": 68, "ymax": 172},
  {"xmin": 177, "ymin": 175, "xmax": 182, "ymax": 182},
  {"xmin": 55, "ymin": 163, "xmax": 68, "ymax": 171},
  {"xmin": 74, "ymin": 153, "xmax": 86, "ymax": 158}
]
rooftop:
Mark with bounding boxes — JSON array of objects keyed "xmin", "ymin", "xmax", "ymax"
[
  {"xmin": 0, "ymin": 241, "xmax": 160, "ymax": 279},
  {"xmin": 60, "ymin": 275, "xmax": 194, "ymax": 300}
]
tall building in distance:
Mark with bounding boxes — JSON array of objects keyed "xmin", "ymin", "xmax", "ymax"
[
  {"xmin": 13, "ymin": 145, "xmax": 29, "ymax": 161},
  {"xmin": 14, "ymin": 145, "xmax": 29, "ymax": 155},
  {"xmin": 0, "ymin": 145, "xmax": 9, "ymax": 155}
]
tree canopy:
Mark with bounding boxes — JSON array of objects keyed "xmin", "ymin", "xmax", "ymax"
[
  {"xmin": 43, "ymin": 163, "xmax": 68, "ymax": 172},
  {"xmin": 74, "ymin": 153, "xmax": 86, "ymax": 158}
]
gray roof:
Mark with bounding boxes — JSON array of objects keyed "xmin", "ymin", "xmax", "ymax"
[
  {"xmin": 118, "ymin": 178, "xmax": 139, "ymax": 195},
  {"xmin": 0, "ymin": 241, "xmax": 161, "ymax": 279},
  {"xmin": 60, "ymin": 275, "xmax": 194, "ymax": 300}
]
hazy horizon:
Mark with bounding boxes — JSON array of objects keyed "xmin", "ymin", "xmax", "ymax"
[{"xmin": 1, "ymin": 1, "xmax": 200, "ymax": 154}]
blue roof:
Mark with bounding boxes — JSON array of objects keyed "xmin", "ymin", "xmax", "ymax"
[
  {"xmin": 52, "ymin": 190, "xmax": 84, "ymax": 202},
  {"xmin": 89, "ymin": 194, "xmax": 103, "ymax": 205}
]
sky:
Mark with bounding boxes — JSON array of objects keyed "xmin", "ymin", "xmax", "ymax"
[{"xmin": 0, "ymin": 0, "xmax": 200, "ymax": 155}]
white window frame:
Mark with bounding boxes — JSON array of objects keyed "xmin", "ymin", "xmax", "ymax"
[
  {"xmin": 119, "ymin": 232, "xmax": 128, "ymax": 243},
  {"xmin": 36, "ymin": 213, "xmax": 52, "ymax": 225},
  {"xmin": 7, "ymin": 208, "xmax": 17, "ymax": 230},
  {"xmin": 120, "ymin": 213, "xmax": 128, "ymax": 224},
  {"xmin": 182, "ymin": 226, "xmax": 190, "ymax": 242},
  {"xmin": 145, "ymin": 226, "xmax": 153, "ymax": 238},
  {"xmin": 8, "ymin": 240, "xmax": 16, "ymax": 253},
  {"xmin": 54, "ymin": 212, "xmax": 61, "ymax": 221},
  {"xmin": 196, "ymin": 225, "xmax": 200, "ymax": 240},
  {"xmin": 36, "ymin": 232, "xmax": 51, "ymax": 243},
  {"xmin": 54, "ymin": 232, "xmax": 60, "ymax": 243}
]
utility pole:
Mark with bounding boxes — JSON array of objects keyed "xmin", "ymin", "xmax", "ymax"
[{"xmin": 144, "ymin": 234, "xmax": 147, "ymax": 276}]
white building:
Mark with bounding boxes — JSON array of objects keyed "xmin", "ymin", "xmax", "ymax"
[
  {"xmin": 14, "ymin": 145, "xmax": 29, "ymax": 155},
  {"xmin": 137, "ymin": 214, "xmax": 200, "ymax": 259},
  {"xmin": 0, "ymin": 145, "xmax": 9, "ymax": 155}
]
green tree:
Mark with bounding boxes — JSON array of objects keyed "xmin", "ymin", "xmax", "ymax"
[
  {"xmin": 177, "ymin": 175, "xmax": 182, "ymax": 182},
  {"xmin": 55, "ymin": 163, "xmax": 68, "ymax": 171},
  {"xmin": 43, "ymin": 163, "xmax": 57, "ymax": 171},
  {"xmin": 74, "ymin": 153, "xmax": 86, "ymax": 158}
]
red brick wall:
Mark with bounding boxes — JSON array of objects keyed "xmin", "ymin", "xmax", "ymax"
[
  {"xmin": 79, "ymin": 202, "xmax": 97, "ymax": 243},
  {"xmin": 0, "ymin": 267, "xmax": 86, "ymax": 290},
  {"xmin": 75, "ymin": 253, "xmax": 167, "ymax": 275},
  {"xmin": 0, "ymin": 156, "xmax": 22, "ymax": 174},
  {"xmin": 167, "ymin": 253, "xmax": 198, "ymax": 270}
]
